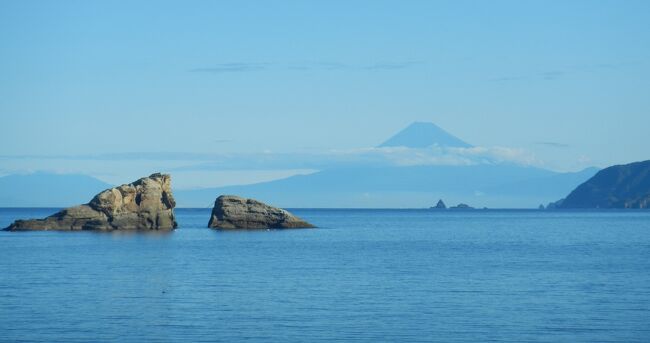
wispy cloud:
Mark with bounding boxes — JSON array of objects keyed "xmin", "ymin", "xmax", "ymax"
[
  {"xmin": 540, "ymin": 71, "xmax": 565, "ymax": 80},
  {"xmin": 489, "ymin": 75, "xmax": 527, "ymax": 82},
  {"xmin": 0, "ymin": 146, "xmax": 542, "ymax": 173},
  {"xmin": 489, "ymin": 60, "xmax": 641, "ymax": 83},
  {"xmin": 534, "ymin": 141, "xmax": 569, "ymax": 148},
  {"xmin": 363, "ymin": 61, "xmax": 422, "ymax": 70},
  {"xmin": 305, "ymin": 61, "xmax": 349, "ymax": 70},
  {"xmin": 489, "ymin": 70, "xmax": 568, "ymax": 82},
  {"xmin": 190, "ymin": 61, "xmax": 423, "ymax": 73},
  {"xmin": 166, "ymin": 146, "xmax": 542, "ymax": 171},
  {"xmin": 0, "ymin": 152, "xmax": 231, "ymax": 161},
  {"xmin": 189, "ymin": 63, "xmax": 269, "ymax": 73}
]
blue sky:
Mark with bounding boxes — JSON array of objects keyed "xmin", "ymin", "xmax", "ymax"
[{"xmin": 1, "ymin": 0, "xmax": 649, "ymax": 187}]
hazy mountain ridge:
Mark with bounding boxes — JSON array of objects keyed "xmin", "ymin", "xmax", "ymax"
[
  {"xmin": 559, "ymin": 160, "xmax": 650, "ymax": 208},
  {"xmin": 0, "ymin": 166, "xmax": 598, "ymax": 208},
  {"xmin": 174, "ymin": 165, "xmax": 598, "ymax": 208},
  {"xmin": 173, "ymin": 123, "xmax": 598, "ymax": 208},
  {"xmin": 0, "ymin": 123, "xmax": 601, "ymax": 208},
  {"xmin": 0, "ymin": 173, "xmax": 112, "ymax": 207}
]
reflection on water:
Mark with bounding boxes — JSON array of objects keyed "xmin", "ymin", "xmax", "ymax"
[{"xmin": 105, "ymin": 229, "xmax": 175, "ymax": 239}]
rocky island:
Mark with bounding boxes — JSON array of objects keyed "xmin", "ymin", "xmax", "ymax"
[
  {"xmin": 4, "ymin": 173, "xmax": 177, "ymax": 231},
  {"xmin": 430, "ymin": 199, "xmax": 475, "ymax": 210},
  {"xmin": 554, "ymin": 160, "xmax": 650, "ymax": 209},
  {"xmin": 449, "ymin": 203, "xmax": 475, "ymax": 210},
  {"xmin": 208, "ymin": 195, "xmax": 315, "ymax": 229},
  {"xmin": 430, "ymin": 199, "xmax": 447, "ymax": 210}
]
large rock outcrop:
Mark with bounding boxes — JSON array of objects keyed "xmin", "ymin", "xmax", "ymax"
[
  {"xmin": 558, "ymin": 160, "xmax": 650, "ymax": 209},
  {"xmin": 4, "ymin": 173, "xmax": 177, "ymax": 231},
  {"xmin": 208, "ymin": 195, "xmax": 315, "ymax": 229}
]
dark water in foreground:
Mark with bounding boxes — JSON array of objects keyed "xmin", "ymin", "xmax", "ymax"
[{"xmin": 1, "ymin": 208, "xmax": 649, "ymax": 342}]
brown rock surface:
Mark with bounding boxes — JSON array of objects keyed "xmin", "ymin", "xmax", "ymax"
[
  {"xmin": 4, "ymin": 173, "xmax": 177, "ymax": 231},
  {"xmin": 208, "ymin": 195, "xmax": 315, "ymax": 229}
]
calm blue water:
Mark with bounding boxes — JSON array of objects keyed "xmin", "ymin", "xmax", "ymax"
[{"xmin": 1, "ymin": 208, "xmax": 649, "ymax": 342}]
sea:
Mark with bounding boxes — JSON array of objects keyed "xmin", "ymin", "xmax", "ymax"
[{"xmin": 1, "ymin": 208, "xmax": 649, "ymax": 342}]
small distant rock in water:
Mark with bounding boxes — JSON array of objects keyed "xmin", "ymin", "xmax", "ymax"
[
  {"xmin": 431, "ymin": 199, "xmax": 447, "ymax": 210},
  {"xmin": 208, "ymin": 195, "xmax": 315, "ymax": 229},
  {"xmin": 449, "ymin": 203, "xmax": 474, "ymax": 210},
  {"xmin": 4, "ymin": 173, "xmax": 177, "ymax": 231},
  {"xmin": 538, "ymin": 204, "xmax": 545, "ymax": 210}
]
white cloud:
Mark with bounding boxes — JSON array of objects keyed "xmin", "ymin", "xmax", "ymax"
[
  {"xmin": 316, "ymin": 146, "xmax": 542, "ymax": 168},
  {"xmin": 0, "ymin": 145, "xmax": 544, "ymax": 189}
]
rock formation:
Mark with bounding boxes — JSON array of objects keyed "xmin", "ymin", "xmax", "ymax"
[
  {"xmin": 449, "ymin": 203, "xmax": 474, "ymax": 210},
  {"xmin": 558, "ymin": 160, "xmax": 650, "ymax": 209},
  {"xmin": 4, "ymin": 173, "xmax": 177, "ymax": 231},
  {"xmin": 431, "ymin": 199, "xmax": 447, "ymax": 210},
  {"xmin": 208, "ymin": 195, "xmax": 315, "ymax": 229}
]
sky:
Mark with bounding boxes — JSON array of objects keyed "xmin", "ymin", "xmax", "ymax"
[{"xmin": 1, "ymin": 0, "xmax": 649, "ymax": 187}]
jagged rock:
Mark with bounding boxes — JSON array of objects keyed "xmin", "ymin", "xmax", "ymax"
[
  {"xmin": 4, "ymin": 173, "xmax": 177, "ymax": 231},
  {"xmin": 430, "ymin": 199, "xmax": 447, "ymax": 210},
  {"xmin": 208, "ymin": 195, "xmax": 315, "ymax": 229}
]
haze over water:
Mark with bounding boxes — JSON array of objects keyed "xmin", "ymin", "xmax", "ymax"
[{"xmin": 2, "ymin": 208, "xmax": 649, "ymax": 342}]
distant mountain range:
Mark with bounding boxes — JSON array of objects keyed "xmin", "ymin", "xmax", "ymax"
[
  {"xmin": 0, "ymin": 122, "xmax": 601, "ymax": 208},
  {"xmin": 174, "ymin": 164, "xmax": 597, "ymax": 208},
  {"xmin": 556, "ymin": 160, "xmax": 650, "ymax": 209},
  {"xmin": 175, "ymin": 122, "xmax": 598, "ymax": 208},
  {"xmin": 0, "ymin": 173, "xmax": 111, "ymax": 207}
]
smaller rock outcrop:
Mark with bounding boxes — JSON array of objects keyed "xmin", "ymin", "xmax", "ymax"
[
  {"xmin": 208, "ymin": 195, "xmax": 315, "ymax": 229},
  {"xmin": 449, "ymin": 203, "xmax": 474, "ymax": 210},
  {"xmin": 4, "ymin": 173, "xmax": 177, "ymax": 231}
]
